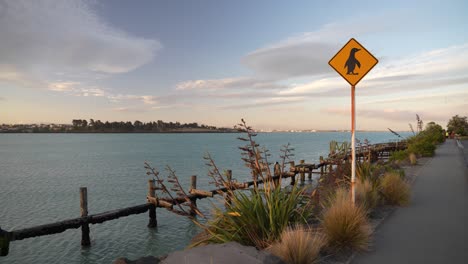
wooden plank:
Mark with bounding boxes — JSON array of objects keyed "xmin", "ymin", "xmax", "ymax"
[
  {"xmin": 190, "ymin": 189, "xmax": 214, "ymax": 197},
  {"xmin": 10, "ymin": 204, "xmax": 150, "ymax": 241}
]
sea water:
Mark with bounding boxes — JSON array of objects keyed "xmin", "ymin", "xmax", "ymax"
[{"xmin": 0, "ymin": 132, "xmax": 410, "ymax": 263}]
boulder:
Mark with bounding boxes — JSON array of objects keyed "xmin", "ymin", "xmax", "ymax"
[{"xmin": 161, "ymin": 242, "xmax": 285, "ymax": 264}]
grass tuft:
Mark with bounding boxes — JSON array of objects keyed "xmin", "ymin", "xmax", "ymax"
[
  {"xmin": 355, "ymin": 178, "xmax": 379, "ymax": 212},
  {"xmin": 409, "ymin": 153, "xmax": 417, "ymax": 165},
  {"xmin": 321, "ymin": 188, "xmax": 371, "ymax": 252},
  {"xmin": 379, "ymin": 172, "xmax": 410, "ymax": 206},
  {"xmin": 268, "ymin": 225, "xmax": 326, "ymax": 264}
]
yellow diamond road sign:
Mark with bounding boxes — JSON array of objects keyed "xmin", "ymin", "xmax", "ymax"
[{"xmin": 329, "ymin": 38, "xmax": 378, "ymax": 86}]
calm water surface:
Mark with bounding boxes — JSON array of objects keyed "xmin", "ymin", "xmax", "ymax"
[{"xmin": 0, "ymin": 132, "xmax": 408, "ymax": 263}]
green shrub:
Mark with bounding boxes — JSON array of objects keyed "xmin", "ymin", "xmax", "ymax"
[
  {"xmin": 407, "ymin": 137, "xmax": 435, "ymax": 157},
  {"xmin": 405, "ymin": 121, "xmax": 444, "ymax": 157},
  {"xmin": 268, "ymin": 225, "xmax": 326, "ymax": 264},
  {"xmin": 390, "ymin": 150, "xmax": 408, "ymax": 162},
  {"xmin": 379, "ymin": 172, "xmax": 410, "ymax": 206},
  {"xmin": 321, "ymin": 188, "xmax": 371, "ymax": 252},
  {"xmin": 192, "ymin": 185, "xmax": 313, "ymax": 249}
]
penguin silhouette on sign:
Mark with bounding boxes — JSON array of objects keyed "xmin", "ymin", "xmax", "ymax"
[{"xmin": 345, "ymin": 48, "xmax": 361, "ymax": 75}]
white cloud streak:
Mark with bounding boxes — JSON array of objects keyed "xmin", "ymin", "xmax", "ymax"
[
  {"xmin": 176, "ymin": 77, "xmax": 286, "ymax": 91},
  {"xmin": 322, "ymin": 107, "xmax": 447, "ymax": 123}
]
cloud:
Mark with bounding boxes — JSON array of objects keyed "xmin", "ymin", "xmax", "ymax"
[
  {"xmin": 113, "ymin": 107, "xmax": 149, "ymax": 113},
  {"xmin": 322, "ymin": 107, "xmax": 447, "ymax": 122},
  {"xmin": 241, "ymin": 16, "xmax": 392, "ymax": 79},
  {"xmin": 242, "ymin": 42, "xmax": 338, "ymax": 79},
  {"xmin": 47, "ymin": 81, "xmax": 106, "ymax": 97},
  {"xmin": 361, "ymin": 90, "xmax": 468, "ymax": 105},
  {"xmin": 0, "ymin": 0, "xmax": 160, "ymax": 87},
  {"xmin": 219, "ymin": 97, "xmax": 304, "ymax": 110},
  {"xmin": 0, "ymin": 65, "xmax": 46, "ymax": 87},
  {"xmin": 278, "ymin": 44, "xmax": 468, "ymax": 97},
  {"xmin": 140, "ymin": 95, "xmax": 159, "ymax": 105},
  {"xmin": 48, "ymin": 82, "xmax": 80, "ymax": 92},
  {"xmin": 175, "ymin": 77, "xmax": 286, "ymax": 91}
]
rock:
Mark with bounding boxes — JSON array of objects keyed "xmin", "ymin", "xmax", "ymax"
[
  {"xmin": 161, "ymin": 242, "xmax": 285, "ymax": 264},
  {"xmin": 113, "ymin": 256, "xmax": 160, "ymax": 264}
]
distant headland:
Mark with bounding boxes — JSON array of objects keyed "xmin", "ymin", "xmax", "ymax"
[{"xmin": 0, "ymin": 119, "xmax": 237, "ymax": 133}]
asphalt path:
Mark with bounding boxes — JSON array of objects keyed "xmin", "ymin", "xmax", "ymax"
[
  {"xmin": 461, "ymin": 140, "xmax": 468, "ymax": 167},
  {"xmin": 353, "ymin": 139, "xmax": 468, "ymax": 264}
]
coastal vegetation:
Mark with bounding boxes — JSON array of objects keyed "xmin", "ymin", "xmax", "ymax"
[
  {"xmin": 121, "ymin": 117, "xmax": 448, "ymax": 262},
  {"xmin": 184, "ymin": 120, "xmax": 415, "ymax": 261},
  {"xmin": 391, "ymin": 119, "xmax": 445, "ymax": 162}
]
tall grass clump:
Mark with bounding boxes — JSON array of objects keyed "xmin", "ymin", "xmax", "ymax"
[
  {"xmin": 191, "ymin": 119, "xmax": 313, "ymax": 249},
  {"xmin": 268, "ymin": 225, "xmax": 326, "ymax": 264},
  {"xmin": 321, "ymin": 188, "xmax": 371, "ymax": 252},
  {"xmin": 409, "ymin": 153, "xmax": 417, "ymax": 165},
  {"xmin": 379, "ymin": 172, "xmax": 410, "ymax": 206},
  {"xmin": 355, "ymin": 178, "xmax": 379, "ymax": 212}
]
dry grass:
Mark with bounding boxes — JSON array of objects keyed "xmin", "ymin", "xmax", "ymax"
[
  {"xmin": 379, "ymin": 172, "xmax": 411, "ymax": 206},
  {"xmin": 409, "ymin": 153, "xmax": 417, "ymax": 165},
  {"xmin": 268, "ymin": 225, "xmax": 326, "ymax": 264},
  {"xmin": 321, "ymin": 188, "xmax": 372, "ymax": 252},
  {"xmin": 355, "ymin": 179, "xmax": 379, "ymax": 212}
]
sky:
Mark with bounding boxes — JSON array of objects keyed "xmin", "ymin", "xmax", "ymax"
[{"xmin": 1, "ymin": 0, "xmax": 468, "ymax": 131}]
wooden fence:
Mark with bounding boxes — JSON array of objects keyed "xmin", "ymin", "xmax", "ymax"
[{"xmin": 0, "ymin": 141, "xmax": 406, "ymax": 256}]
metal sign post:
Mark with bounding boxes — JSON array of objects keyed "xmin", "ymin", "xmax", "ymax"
[
  {"xmin": 328, "ymin": 39, "xmax": 378, "ymax": 204},
  {"xmin": 351, "ymin": 85, "xmax": 356, "ymax": 204}
]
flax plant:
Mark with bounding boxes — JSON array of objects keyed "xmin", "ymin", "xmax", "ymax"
[{"xmin": 191, "ymin": 119, "xmax": 313, "ymax": 249}]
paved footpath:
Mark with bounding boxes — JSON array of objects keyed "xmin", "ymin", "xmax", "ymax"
[{"xmin": 353, "ymin": 139, "xmax": 468, "ymax": 264}]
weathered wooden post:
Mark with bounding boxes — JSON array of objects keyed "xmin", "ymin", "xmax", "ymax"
[
  {"xmin": 289, "ymin": 161, "xmax": 296, "ymax": 185},
  {"xmin": 80, "ymin": 187, "xmax": 91, "ymax": 246},
  {"xmin": 226, "ymin": 170, "xmax": 232, "ymax": 183},
  {"xmin": 0, "ymin": 227, "xmax": 10, "ymax": 256},
  {"xmin": 273, "ymin": 162, "xmax": 281, "ymax": 187},
  {"xmin": 190, "ymin": 175, "xmax": 198, "ymax": 216},
  {"xmin": 225, "ymin": 170, "xmax": 233, "ymax": 205},
  {"xmin": 320, "ymin": 156, "xmax": 324, "ymax": 177},
  {"xmin": 299, "ymin": 160, "xmax": 305, "ymax": 184},
  {"xmin": 147, "ymin": 180, "xmax": 157, "ymax": 228}
]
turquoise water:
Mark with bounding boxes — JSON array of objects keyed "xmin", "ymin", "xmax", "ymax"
[{"xmin": 0, "ymin": 132, "xmax": 409, "ymax": 263}]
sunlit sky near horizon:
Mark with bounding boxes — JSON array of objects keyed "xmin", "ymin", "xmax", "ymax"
[{"xmin": 1, "ymin": 0, "xmax": 468, "ymax": 130}]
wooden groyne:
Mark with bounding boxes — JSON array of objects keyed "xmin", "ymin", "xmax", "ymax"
[{"xmin": 0, "ymin": 141, "xmax": 406, "ymax": 256}]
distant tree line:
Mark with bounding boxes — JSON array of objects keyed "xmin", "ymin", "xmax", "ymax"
[{"xmin": 71, "ymin": 119, "xmax": 221, "ymax": 132}]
